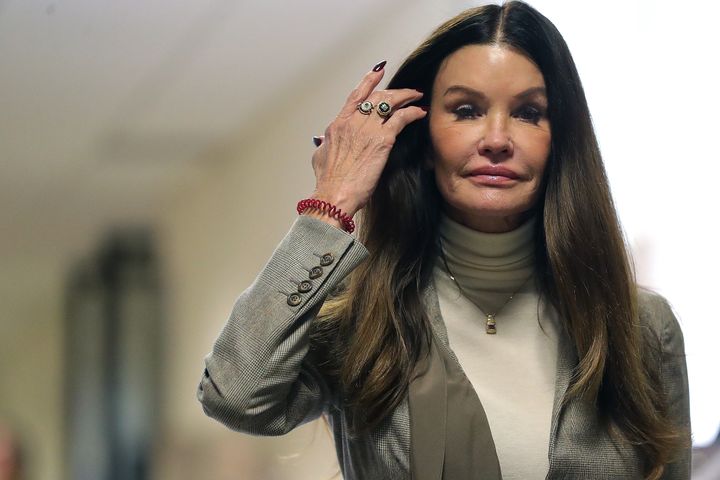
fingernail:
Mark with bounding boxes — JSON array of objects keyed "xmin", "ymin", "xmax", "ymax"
[
  {"xmin": 372, "ymin": 60, "xmax": 387, "ymax": 72},
  {"xmin": 312, "ymin": 136, "xmax": 322, "ymax": 147},
  {"xmin": 420, "ymin": 106, "xmax": 429, "ymax": 112}
]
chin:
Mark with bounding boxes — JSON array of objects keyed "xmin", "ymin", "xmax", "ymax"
[
  {"xmin": 455, "ymin": 198, "xmax": 536, "ymax": 217},
  {"xmin": 443, "ymin": 195, "xmax": 539, "ymax": 228}
]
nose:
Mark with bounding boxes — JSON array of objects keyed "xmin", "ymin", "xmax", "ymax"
[{"xmin": 478, "ymin": 115, "xmax": 513, "ymax": 160}]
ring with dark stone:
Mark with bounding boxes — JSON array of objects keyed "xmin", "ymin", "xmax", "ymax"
[{"xmin": 377, "ymin": 101, "xmax": 392, "ymax": 117}]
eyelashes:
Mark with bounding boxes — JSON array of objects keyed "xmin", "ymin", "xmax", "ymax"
[
  {"xmin": 515, "ymin": 105, "xmax": 544, "ymax": 124},
  {"xmin": 451, "ymin": 103, "xmax": 546, "ymax": 124},
  {"xmin": 453, "ymin": 104, "xmax": 478, "ymax": 120}
]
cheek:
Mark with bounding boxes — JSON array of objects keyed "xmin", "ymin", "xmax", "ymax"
[
  {"xmin": 432, "ymin": 161, "xmax": 465, "ymax": 199},
  {"xmin": 429, "ymin": 123, "xmax": 474, "ymax": 169},
  {"xmin": 525, "ymin": 133, "xmax": 552, "ymax": 175}
]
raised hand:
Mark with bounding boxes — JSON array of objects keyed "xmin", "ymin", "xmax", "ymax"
[{"xmin": 308, "ymin": 61, "xmax": 427, "ymax": 225}]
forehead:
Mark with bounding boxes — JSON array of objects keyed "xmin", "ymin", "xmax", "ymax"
[{"xmin": 434, "ymin": 44, "xmax": 545, "ymax": 93}]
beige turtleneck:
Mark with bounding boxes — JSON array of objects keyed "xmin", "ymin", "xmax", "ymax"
[{"xmin": 434, "ymin": 214, "xmax": 560, "ymax": 480}]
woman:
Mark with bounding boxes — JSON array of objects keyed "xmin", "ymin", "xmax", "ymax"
[{"xmin": 197, "ymin": 2, "xmax": 691, "ymax": 479}]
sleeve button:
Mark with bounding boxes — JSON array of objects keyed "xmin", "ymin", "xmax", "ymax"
[
  {"xmin": 298, "ymin": 280, "xmax": 313, "ymax": 293},
  {"xmin": 309, "ymin": 266, "xmax": 323, "ymax": 279},
  {"xmin": 287, "ymin": 293, "xmax": 302, "ymax": 306},
  {"xmin": 320, "ymin": 253, "xmax": 335, "ymax": 266}
]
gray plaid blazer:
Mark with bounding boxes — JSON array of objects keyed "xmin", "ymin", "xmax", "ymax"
[{"xmin": 197, "ymin": 216, "xmax": 691, "ymax": 479}]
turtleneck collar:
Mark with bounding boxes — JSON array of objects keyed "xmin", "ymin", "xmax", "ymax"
[{"xmin": 437, "ymin": 213, "xmax": 537, "ymax": 300}]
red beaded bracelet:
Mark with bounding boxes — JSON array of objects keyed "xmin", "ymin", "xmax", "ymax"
[{"xmin": 297, "ymin": 198, "xmax": 356, "ymax": 234}]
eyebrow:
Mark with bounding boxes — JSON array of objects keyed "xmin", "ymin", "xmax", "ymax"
[{"xmin": 443, "ymin": 84, "xmax": 547, "ymax": 100}]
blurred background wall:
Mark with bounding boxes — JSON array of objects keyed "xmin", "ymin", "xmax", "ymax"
[{"xmin": 1, "ymin": 0, "xmax": 718, "ymax": 479}]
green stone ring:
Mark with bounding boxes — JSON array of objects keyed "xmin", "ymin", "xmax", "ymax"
[
  {"xmin": 357, "ymin": 100, "xmax": 374, "ymax": 115},
  {"xmin": 377, "ymin": 101, "xmax": 392, "ymax": 118}
]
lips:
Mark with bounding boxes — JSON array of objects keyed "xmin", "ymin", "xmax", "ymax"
[{"xmin": 466, "ymin": 166, "xmax": 521, "ymax": 179}]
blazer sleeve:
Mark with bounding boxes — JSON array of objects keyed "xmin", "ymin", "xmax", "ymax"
[
  {"xmin": 641, "ymin": 290, "xmax": 692, "ymax": 479},
  {"xmin": 197, "ymin": 215, "xmax": 369, "ymax": 436}
]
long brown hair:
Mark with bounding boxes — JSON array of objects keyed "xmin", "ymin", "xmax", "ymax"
[{"xmin": 311, "ymin": 2, "xmax": 687, "ymax": 477}]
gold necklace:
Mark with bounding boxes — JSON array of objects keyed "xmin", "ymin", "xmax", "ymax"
[{"xmin": 439, "ymin": 246, "xmax": 533, "ymax": 334}]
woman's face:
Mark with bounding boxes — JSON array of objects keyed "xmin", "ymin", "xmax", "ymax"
[{"xmin": 428, "ymin": 44, "xmax": 551, "ymax": 233}]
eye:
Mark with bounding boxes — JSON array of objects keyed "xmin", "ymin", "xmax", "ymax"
[
  {"xmin": 514, "ymin": 104, "xmax": 545, "ymax": 124},
  {"xmin": 452, "ymin": 104, "xmax": 480, "ymax": 120}
]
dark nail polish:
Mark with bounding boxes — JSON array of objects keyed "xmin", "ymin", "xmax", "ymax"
[
  {"xmin": 420, "ymin": 106, "xmax": 429, "ymax": 112},
  {"xmin": 372, "ymin": 60, "xmax": 387, "ymax": 72},
  {"xmin": 312, "ymin": 136, "xmax": 322, "ymax": 147}
]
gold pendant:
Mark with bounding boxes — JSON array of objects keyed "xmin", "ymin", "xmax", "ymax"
[{"xmin": 486, "ymin": 314, "xmax": 497, "ymax": 334}]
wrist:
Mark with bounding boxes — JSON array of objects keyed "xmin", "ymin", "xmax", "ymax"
[
  {"xmin": 297, "ymin": 197, "xmax": 356, "ymax": 233},
  {"xmin": 310, "ymin": 191, "xmax": 359, "ymax": 218}
]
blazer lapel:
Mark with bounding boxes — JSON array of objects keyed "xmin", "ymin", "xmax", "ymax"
[
  {"xmin": 407, "ymin": 282, "xmax": 502, "ymax": 480},
  {"xmin": 408, "ymin": 339, "xmax": 447, "ymax": 480},
  {"xmin": 407, "ymin": 282, "xmax": 451, "ymax": 480}
]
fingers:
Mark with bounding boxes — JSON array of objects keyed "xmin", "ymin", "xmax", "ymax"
[
  {"xmin": 314, "ymin": 103, "xmax": 426, "ymax": 150},
  {"xmin": 316, "ymin": 88, "xmax": 425, "ymax": 146},
  {"xmin": 383, "ymin": 105, "xmax": 428, "ymax": 134},
  {"xmin": 358, "ymin": 89, "xmax": 425, "ymax": 134},
  {"xmin": 365, "ymin": 88, "xmax": 424, "ymax": 114},
  {"xmin": 337, "ymin": 61, "xmax": 387, "ymax": 118}
]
